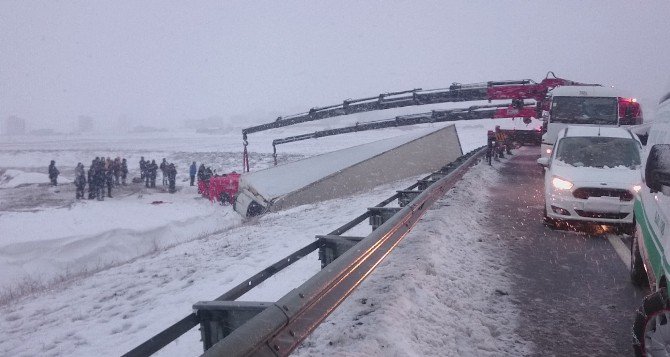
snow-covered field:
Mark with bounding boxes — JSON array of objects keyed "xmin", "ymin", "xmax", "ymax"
[{"xmin": 0, "ymin": 119, "xmax": 534, "ymax": 356}]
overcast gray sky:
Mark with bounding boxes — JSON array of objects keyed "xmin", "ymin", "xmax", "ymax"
[{"xmin": 2, "ymin": 0, "xmax": 670, "ymax": 130}]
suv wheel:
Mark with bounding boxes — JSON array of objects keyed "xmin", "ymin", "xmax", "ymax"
[
  {"xmin": 543, "ymin": 206, "xmax": 557, "ymax": 228},
  {"xmin": 633, "ymin": 289, "xmax": 670, "ymax": 357},
  {"xmin": 630, "ymin": 226, "xmax": 649, "ymax": 287}
]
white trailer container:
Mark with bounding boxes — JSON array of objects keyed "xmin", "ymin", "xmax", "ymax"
[{"xmin": 234, "ymin": 125, "xmax": 463, "ymax": 217}]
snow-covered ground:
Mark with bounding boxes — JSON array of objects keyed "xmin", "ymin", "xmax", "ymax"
[{"xmin": 0, "ymin": 119, "xmax": 535, "ymax": 356}]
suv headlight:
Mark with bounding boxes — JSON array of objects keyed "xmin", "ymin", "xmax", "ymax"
[{"xmin": 552, "ymin": 176, "xmax": 573, "ymax": 190}]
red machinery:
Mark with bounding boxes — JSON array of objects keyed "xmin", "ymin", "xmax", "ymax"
[
  {"xmin": 618, "ymin": 97, "xmax": 643, "ymax": 125},
  {"xmin": 198, "ymin": 172, "xmax": 240, "ymax": 205}
]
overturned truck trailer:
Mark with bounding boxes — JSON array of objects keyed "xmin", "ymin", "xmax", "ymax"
[{"xmin": 234, "ymin": 124, "xmax": 463, "ymax": 217}]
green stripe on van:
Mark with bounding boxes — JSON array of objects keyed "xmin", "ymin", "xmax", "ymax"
[{"xmin": 635, "ymin": 198, "xmax": 668, "ymax": 287}]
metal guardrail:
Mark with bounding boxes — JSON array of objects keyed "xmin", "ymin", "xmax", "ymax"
[{"xmin": 123, "ymin": 148, "xmax": 485, "ymax": 357}]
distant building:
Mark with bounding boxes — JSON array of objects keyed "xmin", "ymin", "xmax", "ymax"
[{"xmin": 1, "ymin": 116, "xmax": 26, "ymax": 136}]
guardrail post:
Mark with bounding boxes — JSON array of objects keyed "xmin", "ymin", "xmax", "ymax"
[
  {"xmin": 417, "ymin": 179, "xmax": 437, "ymax": 190},
  {"xmin": 317, "ymin": 235, "xmax": 365, "ymax": 268},
  {"xmin": 367, "ymin": 207, "xmax": 402, "ymax": 230},
  {"xmin": 194, "ymin": 301, "xmax": 272, "ymax": 350},
  {"xmin": 396, "ymin": 190, "xmax": 421, "ymax": 207}
]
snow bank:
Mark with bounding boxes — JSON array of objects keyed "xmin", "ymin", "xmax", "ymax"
[
  {"xmin": 0, "ymin": 191, "xmax": 241, "ymax": 297},
  {"xmin": 0, "ymin": 169, "xmax": 71, "ymax": 188}
]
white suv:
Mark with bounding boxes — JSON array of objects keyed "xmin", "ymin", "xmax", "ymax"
[{"xmin": 537, "ymin": 125, "xmax": 642, "ymax": 230}]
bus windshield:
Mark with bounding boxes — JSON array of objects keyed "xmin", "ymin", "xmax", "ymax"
[
  {"xmin": 555, "ymin": 137, "xmax": 640, "ymax": 169},
  {"xmin": 551, "ymin": 96, "xmax": 618, "ymax": 125}
]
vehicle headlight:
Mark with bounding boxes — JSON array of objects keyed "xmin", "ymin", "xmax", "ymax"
[
  {"xmin": 552, "ymin": 176, "xmax": 573, "ymax": 190},
  {"xmin": 633, "ymin": 184, "xmax": 642, "ymax": 193}
]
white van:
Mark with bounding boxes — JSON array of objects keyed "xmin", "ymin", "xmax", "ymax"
[
  {"xmin": 630, "ymin": 88, "xmax": 670, "ymax": 355},
  {"xmin": 537, "ymin": 126, "xmax": 642, "ymax": 230}
]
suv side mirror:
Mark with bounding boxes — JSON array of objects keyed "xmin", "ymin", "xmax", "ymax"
[
  {"xmin": 537, "ymin": 157, "xmax": 550, "ymax": 167},
  {"xmin": 645, "ymin": 144, "xmax": 670, "ymax": 195}
]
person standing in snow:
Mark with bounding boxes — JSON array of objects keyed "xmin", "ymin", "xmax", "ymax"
[
  {"xmin": 95, "ymin": 158, "xmax": 106, "ymax": 201},
  {"xmin": 189, "ymin": 161, "xmax": 197, "ymax": 186},
  {"xmin": 113, "ymin": 157, "xmax": 121, "ymax": 186},
  {"xmin": 121, "ymin": 158, "xmax": 128, "ymax": 186},
  {"xmin": 105, "ymin": 161, "xmax": 114, "ymax": 198},
  {"xmin": 197, "ymin": 163, "xmax": 206, "ymax": 193},
  {"xmin": 87, "ymin": 159, "xmax": 96, "ymax": 199},
  {"xmin": 167, "ymin": 163, "xmax": 177, "ymax": 193},
  {"xmin": 144, "ymin": 159, "xmax": 151, "ymax": 188},
  {"xmin": 74, "ymin": 163, "xmax": 86, "ymax": 199},
  {"xmin": 160, "ymin": 158, "xmax": 168, "ymax": 186},
  {"xmin": 139, "ymin": 156, "xmax": 146, "ymax": 181},
  {"xmin": 149, "ymin": 159, "xmax": 158, "ymax": 188},
  {"xmin": 48, "ymin": 160, "xmax": 60, "ymax": 186}
]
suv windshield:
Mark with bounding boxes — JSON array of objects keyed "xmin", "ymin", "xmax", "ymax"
[
  {"xmin": 551, "ymin": 96, "xmax": 618, "ymax": 125},
  {"xmin": 555, "ymin": 137, "xmax": 640, "ymax": 169}
]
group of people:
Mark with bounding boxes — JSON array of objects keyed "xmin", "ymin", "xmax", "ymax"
[
  {"xmin": 486, "ymin": 127, "xmax": 513, "ymax": 165},
  {"xmin": 48, "ymin": 157, "xmax": 200, "ymax": 199},
  {"xmin": 140, "ymin": 157, "xmax": 179, "ymax": 193},
  {"xmin": 74, "ymin": 157, "xmax": 129, "ymax": 200}
]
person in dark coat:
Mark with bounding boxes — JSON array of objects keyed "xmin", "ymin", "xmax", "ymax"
[
  {"xmin": 121, "ymin": 158, "xmax": 128, "ymax": 185},
  {"xmin": 144, "ymin": 159, "xmax": 151, "ymax": 188},
  {"xmin": 139, "ymin": 156, "xmax": 146, "ymax": 180},
  {"xmin": 74, "ymin": 163, "xmax": 86, "ymax": 199},
  {"xmin": 149, "ymin": 160, "xmax": 158, "ymax": 188},
  {"xmin": 197, "ymin": 163, "xmax": 206, "ymax": 193},
  {"xmin": 105, "ymin": 161, "xmax": 114, "ymax": 198},
  {"xmin": 48, "ymin": 160, "xmax": 60, "ymax": 186},
  {"xmin": 113, "ymin": 157, "xmax": 121, "ymax": 186},
  {"xmin": 189, "ymin": 162, "xmax": 197, "ymax": 186},
  {"xmin": 167, "ymin": 163, "xmax": 177, "ymax": 193},
  {"xmin": 95, "ymin": 159, "xmax": 106, "ymax": 201},
  {"xmin": 88, "ymin": 159, "xmax": 97, "ymax": 199},
  {"xmin": 160, "ymin": 158, "xmax": 168, "ymax": 186}
]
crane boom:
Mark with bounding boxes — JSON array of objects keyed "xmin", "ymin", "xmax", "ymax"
[
  {"xmin": 241, "ymin": 72, "xmax": 598, "ymax": 171},
  {"xmin": 269, "ymin": 103, "xmax": 538, "ymax": 164},
  {"xmin": 242, "ymin": 72, "xmax": 592, "ymax": 137}
]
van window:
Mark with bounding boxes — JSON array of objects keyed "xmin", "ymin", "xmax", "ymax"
[
  {"xmin": 551, "ymin": 97, "xmax": 618, "ymax": 125},
  {"xmin": 555, "ymin": 137, "xmax": 640, "ymax": 169}
]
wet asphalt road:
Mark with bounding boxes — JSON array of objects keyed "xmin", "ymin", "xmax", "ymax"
[{"xmin": 488, "ymin": 147, "xmax": 648, "ymax": 357}]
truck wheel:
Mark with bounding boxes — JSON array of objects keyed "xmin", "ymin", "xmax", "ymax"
[
  {"xmin": 630, "ymin": 228, "xmax": 649, "ymax": 287},
  {"xmin": 633, "ymin": 289, "xmax": 670, "ymax": 357}
]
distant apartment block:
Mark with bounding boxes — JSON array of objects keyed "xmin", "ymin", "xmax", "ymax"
[{"xmin": 1, "ymin": 116, "xmax": 26, "ymax": 135}]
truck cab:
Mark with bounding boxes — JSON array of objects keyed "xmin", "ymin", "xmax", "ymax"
[{"xmin": 540, "ymin": 86, "xmax": 642, "ymax": 158}]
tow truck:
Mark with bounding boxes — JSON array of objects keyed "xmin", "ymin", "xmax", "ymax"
[{"xmin": 199, "ymin": 72, "xmax": 643, "ymax": 208}]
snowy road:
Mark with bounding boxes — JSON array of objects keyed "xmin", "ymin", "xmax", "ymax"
[
  {"xmin": 293, "ymin": 147, "xmax": 642, "ymax": 356},
  {"xmin": 489, "ymin": 148, "xmax": 643, "ymax": 356}
]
